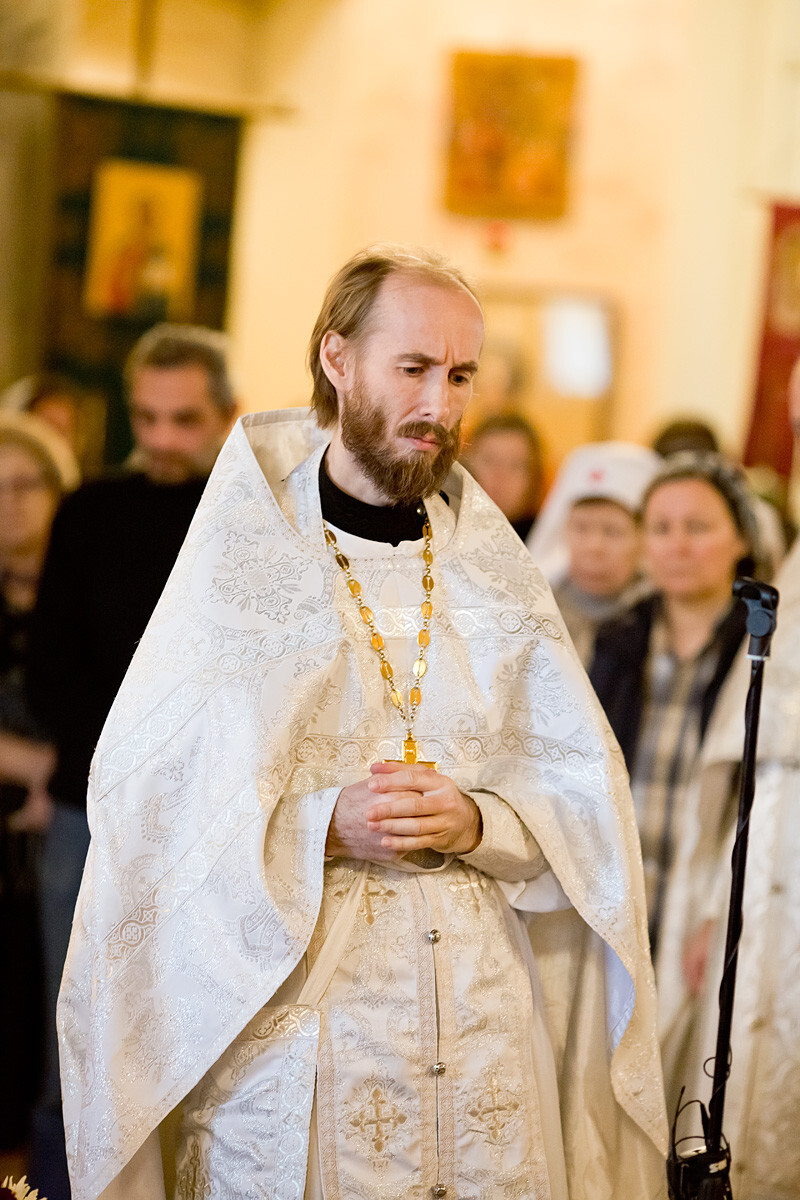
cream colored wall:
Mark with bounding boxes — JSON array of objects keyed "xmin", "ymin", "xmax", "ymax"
[
  {"xmin": 230, "ymin": 0, "xmax": 692, "ymax": 440},
  {"xmin": 228, "ymin": 0, "xmax": 800, "ymax": 454},
  {"xmin": 22, "ymin": 0, "xmax": 800, "ymax": 455},
  {"xmin": 658, "ymin": 0, "xmax": 798, "ymax": 455},
  {"xmin": 61, "ymin": 0, "xmax": 261, "ymax": 108}
]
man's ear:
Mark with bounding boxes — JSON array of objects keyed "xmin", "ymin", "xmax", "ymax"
[{"xmin": 319, "ymin": 331, "xmax": 351, "ymax": 391}]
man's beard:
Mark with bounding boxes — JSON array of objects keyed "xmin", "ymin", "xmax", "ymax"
[{"xmin": 340, "ymin": 379, "xmax": 461, "ymax": 505}]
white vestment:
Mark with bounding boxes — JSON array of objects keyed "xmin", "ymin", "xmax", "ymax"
[
  {"xmin": 665, "ymin": 541, "xmax": 800, "ymax": 1197},
  {"xmin": 58, "ymin": 410, "xmax": 667, "ymax": 1200}
]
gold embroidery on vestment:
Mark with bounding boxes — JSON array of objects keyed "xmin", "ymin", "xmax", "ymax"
[
  {"xmin": 176, "ymin": 1139, "xmax": 212, "ymax": 1199},
  {"xmin": 359, "ymin": 878, "xmax": 398, "ymax": 926},
  {"xmin": 467, "ymin": 1070, "xmax": 522, "ymax": 1146},
  {"xmin": 349, "ymin": 1083, "xmax": 408, "ymax": 1153}
]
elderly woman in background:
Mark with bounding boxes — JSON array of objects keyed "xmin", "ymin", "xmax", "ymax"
[
  {"xmin": 0, "ymin": 412, "xmax": 79, "ymax": 1153},
  {"xmin": 526, "ymin": 441, "xmax": 661, "ymax": 665},
  {"xmin": 589, "ymin": 452, "xmax": 763, "ymax": 956}
]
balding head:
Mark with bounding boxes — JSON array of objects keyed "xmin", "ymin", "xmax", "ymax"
[{"xmin": 308, "ymin": 244, "xmax": 481, "ymax": 428}]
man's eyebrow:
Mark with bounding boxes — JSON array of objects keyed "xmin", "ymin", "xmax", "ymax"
[{"xmin": 396, "ymin": 352, "xmax": 480, "ymax": 374}]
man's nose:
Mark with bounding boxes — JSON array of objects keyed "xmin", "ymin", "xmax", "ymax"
[
  {"xmin": 140, "ymin": 421, "xmax": 178, "ymax": 451},
  {"xmin": 419, "ymin": 370, "xmax": 455, "ymax": 424}
]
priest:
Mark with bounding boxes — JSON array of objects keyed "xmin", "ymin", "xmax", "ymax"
[{"xmin": 58, "ymin": 245, "xmax": 667, "ymax": 1199}]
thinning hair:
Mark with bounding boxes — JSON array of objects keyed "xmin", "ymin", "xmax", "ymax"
[
  {"xmin": 307, "ymin": 244, "xmax": 481, "ymax": 428},
  {"xmin": 125, "ymin": 323, "xmax": 235, "ymax": 415}
]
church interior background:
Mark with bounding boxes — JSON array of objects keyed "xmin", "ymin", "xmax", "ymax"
[
  {"xmin": 2, "ymin": 0, "xmax": 800, "ymax": 487},
  {"xmin": 3, "ymin": 1, "xmax": 800, "ymax": 1192}
]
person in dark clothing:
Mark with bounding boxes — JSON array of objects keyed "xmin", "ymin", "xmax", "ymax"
[
  {"xmin": 589, "ymin": 452, "xmax": 764, "ymax": 954},
  {"xmin": 30, "ymin": 473, "xmax": 210, "ymax": 811},
  {"xmin": 590, "ymin": 592, "xmax": 748, "ymax": 773},
  {"xmin": 26, "ymin": 323, "xmax": 236, "ymax": 1200},
  {"xmin": 0, "ymin": 413, "xmax": 78, "ymax": 1157}
]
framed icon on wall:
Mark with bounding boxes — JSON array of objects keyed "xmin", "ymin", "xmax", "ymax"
[
  {"xmin": 445, "ymin": 51, "xmax": 579, "ymax": 221},
  {"xmin": 43, "ymin": 93, "xmax": 241, "ymax": 463},
  {"xmin": 83, "ymin": 158, "xmax": 203, "ymax": 322}
]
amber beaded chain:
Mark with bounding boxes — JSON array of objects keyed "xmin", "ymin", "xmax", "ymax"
[{"xmin": 323, "ymin": 519, "xmax": 434, "ymax": 752}]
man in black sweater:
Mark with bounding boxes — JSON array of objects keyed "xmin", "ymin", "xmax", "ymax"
[{"xmin": 27, "ymin": 323, "xmax": 236, "ymax": 1199}]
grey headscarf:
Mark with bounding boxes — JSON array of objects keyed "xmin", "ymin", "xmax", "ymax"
[{"xmin": 642, "ymin": 451, "xmax": 768, "ymax": 579}]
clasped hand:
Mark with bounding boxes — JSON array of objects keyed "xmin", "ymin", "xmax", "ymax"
[{"xmin": 325, "ymin": 762, "xmax": 482, "ymax": 862}]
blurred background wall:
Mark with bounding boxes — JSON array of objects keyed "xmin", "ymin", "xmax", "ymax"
[{"xmin": 3, "ymin": 0, "xmax": 800, "ymax": 464}]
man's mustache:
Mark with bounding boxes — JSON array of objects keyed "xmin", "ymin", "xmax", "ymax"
[{"xmin": 397, "ymin": 420, "xmax": 461, "ymax": 451}]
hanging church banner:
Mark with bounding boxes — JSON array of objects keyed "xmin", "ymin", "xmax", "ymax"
[
  {"xmin": 444, "ymin": 51, "xmax": 579, "ymax": 221},
  {"xmin": 744, "ymin": 203, "xmax": 800, "ymax": 477}
]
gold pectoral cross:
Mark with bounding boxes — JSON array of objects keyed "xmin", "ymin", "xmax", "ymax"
[{"xmin": 384, "ymin": 735, "xmax": 437, "ymax": 771}]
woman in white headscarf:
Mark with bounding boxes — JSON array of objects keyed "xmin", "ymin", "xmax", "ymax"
[{"xmin": 526, "ymin": 442, "xmax": 661, "ymax": 665}]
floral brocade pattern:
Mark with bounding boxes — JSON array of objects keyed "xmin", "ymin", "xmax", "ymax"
[
  {"xmin": 691, "ymin": 762, "xmax": 800, "ymax": 1199},
  {"xmin": 173, "ymin": 859, "xmax": 550, "ymax": 1199},
  {"xmin": 59, "ymin": 413, "xmax": 666, "ymax": 1200},
  {"xmin": 209, "ymin": 530, "xmax": 311, "ymax": 619},
  {"xmin": 175, "ymin": 1005, "xmax": 320, "ymax": 1200},
  {"xmin": 315, "ymin": 861, "xmax": 549, "ymax": 1199}
]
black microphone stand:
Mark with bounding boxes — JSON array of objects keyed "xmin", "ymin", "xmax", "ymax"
[{"xmin": 667, "ymin": 578, "xmax": 779, "ymax": 1200}]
